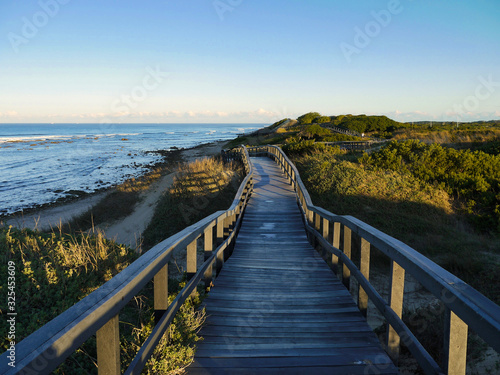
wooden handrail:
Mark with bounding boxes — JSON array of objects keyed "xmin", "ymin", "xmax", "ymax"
[
  {"xmin": 247, "ymin": 145, "xmax": 500, "ymax": 375},
  {"xmin": 0, "ymin": 146, "xmax": 254, "ymax": 375}
]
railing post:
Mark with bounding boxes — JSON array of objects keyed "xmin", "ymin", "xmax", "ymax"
[
  {"xmin": 216, "ymin": 216, "xmax": 224, "ymax": 245},
  {"xmin": 216, "ymin": 217, "xmax": 224, "ymax": 275},
  {"xmin": 154, "ymin": 264, "xmax": 169, "ymax": 324},
  {"xmin": 314, "ymin": 212, "xmax": 321, "ymax": 248},
  {"xmin": 204, "ymin": 226, "xmax": 214, "ymax": 290},
  {"xmin": 321, "ymin": 217, "xmax": 329, "ymax": 260},
  {"xmin": 386, "ymin": 261, "xmax": 405, "ymax": 362},
  {"xmin": 97, "ymin": 314, "xmax": 120, "ymax": 375},
  {"xmin": 342, "ymin": 226, "xmax": 352, "ymax": 289},
  {"xmin": 332, "ymin": 222, "xmax": 340, "ymax": 275},
  {"xmin": 223, "ymin": 216, "xmax": 232, "ymax": 260},
  {"xmin": 187, "ymin": 239, "xmax": 197, "ymax": 280},
  {"xmin": 307, "ymin": 209, "xmax": 313, "ymax": 227},
  {"xmin": 444, "ymin": 309, "xmax": 468, "ymax": 375},
  {"xmin": 358, "ymin": 238, "xmax": 370, "ymax": 317},
  {"xmin": 228, "ymin": 212, "xmax": 236, "ymax": 256},
  {"xmin": 223, "ymin": 215, "xmax": 231, "ymax": 238}
]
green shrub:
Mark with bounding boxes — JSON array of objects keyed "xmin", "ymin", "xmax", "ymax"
[
  {"xmin": 332, "ymin": 114, "xmax": 405, "ymax": 134},
  {"xmin": 290, "ymin": 149, "xmax": 500, "ymax": 303},
  {"xmin": 0, "ymin": 226, "xmax": 138, "ymax": 352},
  {"xmin": 315, "ymin": 116, "xmax": 331, "ymax": 124},
  {"xmin": 297, "ymin": 112, "xmax": 321, "ymax": 124},
  {"xmin": 361, "ymin": 140, "xmax": 500, "ymax": 232},
  {"xmin": 476, "ymin": 139, "xmax": 500, "ymax": 156},
  {"xmin": 299, "ymin": 124, "xmax": 331, "ymax": 139},
  {"xmin": 282, "ymin": 137, "xmax": 326, "ymax": 154}
]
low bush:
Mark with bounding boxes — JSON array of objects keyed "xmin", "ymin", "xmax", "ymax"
[
  {"xmin": 282, "ymin": 137, "xmax": 326, "ymax": 154},
  {"xmin": 0, "ymin": 226, "xmax": 138, "ymax": 352},
  {"xmin": 361, "ymin": 140, "xmax": 500, "ymax": 232},
  {"xmin": 289, "ymin": 149, "xmax": 500, "ymax": 303}
]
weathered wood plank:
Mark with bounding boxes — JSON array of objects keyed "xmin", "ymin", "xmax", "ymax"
[
  {"xmin": 189, "ymin": 365, "xmax": 397, "ymax": 375},
  {"xmin": 194, "ymin": 346, "xmax": 393, "ymax": 359}
]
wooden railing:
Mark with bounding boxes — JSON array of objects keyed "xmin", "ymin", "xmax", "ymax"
[
  {"xmin": 322, "ymin": 141, "xmax": 378, "ymax": 150},
  {"xmin": 247, "ymin": 145, "xmax": 500, "ymax": 375},
  {"xmin": 0, "ymin": 147, "xmax": 254, "ymax": 375},
  {"xmin": 320, "ymin": 124, "xmax": 386, "ymax": 143}
]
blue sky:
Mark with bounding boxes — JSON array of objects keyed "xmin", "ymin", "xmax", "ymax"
[{"xmin": 0, "ymin": 0, "xmax": 499, "ymax": 123}]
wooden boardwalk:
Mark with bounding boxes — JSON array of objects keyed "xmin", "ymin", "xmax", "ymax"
[{"xmin": 188, "ymin": 157, "xmax": 398, "ymax": 374}]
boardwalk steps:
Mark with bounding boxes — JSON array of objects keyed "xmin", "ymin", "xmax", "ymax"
[{"xmin": 187, "ymin": 158, "xmax": 398, "ymax": 374}]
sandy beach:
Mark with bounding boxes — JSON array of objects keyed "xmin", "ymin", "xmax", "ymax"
[{"xmin": 2, "ymin": 140, "xmax": 229, "ymax": 249}]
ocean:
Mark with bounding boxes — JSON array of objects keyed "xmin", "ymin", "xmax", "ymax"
[{"xmin": 0, "ymin": 123, "xmax": 262, "ymax": 215}]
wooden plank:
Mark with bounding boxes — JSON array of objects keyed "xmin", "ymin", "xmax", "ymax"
[
  {"xmin": 194, "ymin": 346, "xmax": 393, "ymax": 359},
  {"xmin": 201, "ymin": 311, "xmax": 366, "ymax": 325},
  {"xmin": 206, "ymin": 291, "xmax": 354, "ymax": 299},
  {"xmin": 203, "ymin": 298, "xmax": 357, "ymax": 308},
  {"xmin": 188, "ymin": 365, "xmax": 398, "ymax": 375},
  {"xmin": 199, "ymin": 326, "xmax": 375, "ymax": 337},
  {"xmin": 204, "ymin": 315, "xmax": 367, "ymax": 325},
  {"xmin": 193, "ymin": 340, "xmax": 382, "ymax": 351}
]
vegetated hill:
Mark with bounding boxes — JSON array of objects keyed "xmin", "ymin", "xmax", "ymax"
[
  {"xmin": 331, "ymin": 114, "xmax": 405, "ymax": 134},
  {"xmin": 295, "ymin": 112, "xmax": 405, "ymax": 134},
  {"xmin": 411, "ymin": 120, "xmax": 500, "ymax": 128}
]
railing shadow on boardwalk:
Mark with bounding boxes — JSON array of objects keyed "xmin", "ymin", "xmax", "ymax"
[{"xmin": 2, "ymin": 145, "xmax": 499, "ymax": 375}]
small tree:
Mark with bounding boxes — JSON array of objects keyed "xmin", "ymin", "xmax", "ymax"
[
  {"xmin": 300, "ymin": 124, "xmax": 331, "ymax": 139},
  {"xmin": 315, "ymin": 116, "xmax": 331, "ymax": 124},
  {"xmin": 297, "ymin": 112, "xmax": 321, "ymax": 124}
]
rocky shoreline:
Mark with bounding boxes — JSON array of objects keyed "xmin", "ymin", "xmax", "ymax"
[{"xmin": 1, "ymin": 140, "xmax": 229, "ymax": 231}]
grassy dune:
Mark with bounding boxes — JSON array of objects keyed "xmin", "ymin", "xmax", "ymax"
[
  {"xmin": 291, "ymin": 146, "xmax": 500, "ymax": 303},
  {"xmin": 143, "ymin": 156, "xmax": 244, "ymax": 248},
  {"xmin": 0, "ymin": 155, "xmax": 243, "ymax": 374}
]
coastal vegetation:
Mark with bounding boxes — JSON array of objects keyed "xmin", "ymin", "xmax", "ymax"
[
  {"xmin": 2, "ymin": 114, "xmax": 499, "ymax": 372},
  {"xmin": 252, "ymin": 112, "xmax": 500, "ymax": 300},
  {"xmin": 290, "ymin": 146, "xmax": 499, "ymax": 303},
  {"xmin": 143, "ymin": 156, "xmax": 244, "ymax": 248},
  {"xmin": 0, "ymin": 155, "xmax": 242, "ymax": 373},
  {"xmin": 0, "ymin": 226, "xmax": 206, "ymax": 374},
  {"xmin": 361, "ymin": 140, "xmax": 500, "ymax": 232},
  {"xmin": 271, "ymin": 117, "xmax": 499, "ymax": 371}
]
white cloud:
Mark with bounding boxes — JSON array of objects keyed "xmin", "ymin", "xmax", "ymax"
[
  {"xmin": 5, "ymin": 108, "xmax": 496, "ymax": 124},
  {"xmin": 380, "ymin": 110, "xmax": 500, "ymax": 123},
  {"xmin": 0, "ymin": 111, "xmax": 19, "ymax": 118}
]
